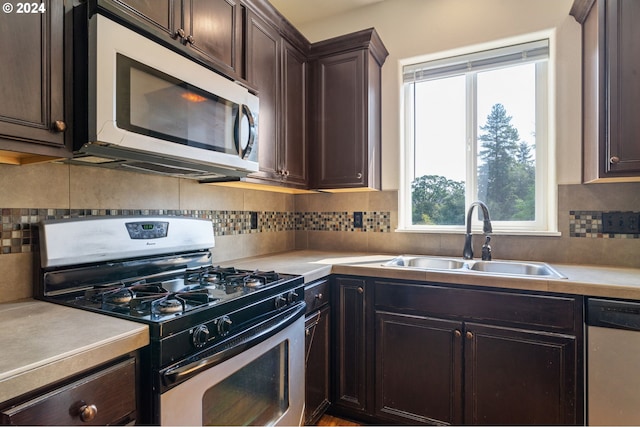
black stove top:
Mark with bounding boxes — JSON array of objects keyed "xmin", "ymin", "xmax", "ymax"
[{"xmin": 53, "ymin": 266, "xmax": 302, "ymax": 324}]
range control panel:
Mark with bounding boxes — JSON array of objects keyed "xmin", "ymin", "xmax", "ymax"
[{"xmin": 125, "ymin": 221, "xmax": 169, "ymax": 239}]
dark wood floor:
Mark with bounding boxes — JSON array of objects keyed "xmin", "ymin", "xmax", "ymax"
[{"xmin": 315, "ymin": 414, "xmax": 361, "ymax": 426}]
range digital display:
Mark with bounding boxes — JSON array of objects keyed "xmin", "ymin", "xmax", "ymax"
[{"xmin": 125, "ymin": 221, "xmax": 169, "ymax": 239}]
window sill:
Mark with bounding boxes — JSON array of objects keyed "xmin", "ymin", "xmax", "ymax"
[{"xmin": 395, "ymin": 228, "xmax": 562, "ymax": 237}]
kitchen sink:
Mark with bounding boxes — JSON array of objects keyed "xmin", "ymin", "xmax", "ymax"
[
  {"xmin": 383, "ymin": 256, "xmax": 566, "ymax": 279},
  {"xmin": 384, "ymin": 256, "xmax": 466, "ymax": 270},
  {"xmin": 469, "ymin": 261, "xmax": 566, "ymax": 278}
]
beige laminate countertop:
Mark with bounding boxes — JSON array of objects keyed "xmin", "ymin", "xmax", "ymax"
[
  {"xmin": 0, "ymin": 299, "xmax": 149, "ymax": 403},
  {"xmin": 2, "ymin": 251, "xmax": 637, "ymax": 406},
  {"xmin": 223, "ymin": 250, "xmax": 640, "ymax": 300}
]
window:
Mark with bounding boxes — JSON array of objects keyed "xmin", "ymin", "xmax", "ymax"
[{"xmin": 401, "ymin": 39, "xmax": 556, "ymax": 234}]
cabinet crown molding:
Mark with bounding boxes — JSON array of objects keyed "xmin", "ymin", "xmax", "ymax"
[
  {"xmin": 310, "ymin": 28, "xmax": 389, "ymax": 66},
  {"xmin": 570, "ymin": 0, "xmax": 596, "ymax": 23}
]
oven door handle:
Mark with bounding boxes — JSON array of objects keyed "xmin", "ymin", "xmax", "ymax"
[{"xmin": 161, "ymin": 302, "xmax": 305, "ymax": 387}]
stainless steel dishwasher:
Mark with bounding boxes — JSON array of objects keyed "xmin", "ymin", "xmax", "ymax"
[{"xmin": 587, "ymin": 298, "xmax": 640, "ymax": 425}]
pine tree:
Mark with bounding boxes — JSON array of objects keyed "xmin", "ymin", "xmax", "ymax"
[{"xmin": 477, "ymin": 103, "xmax": 521, "ymax": 220}]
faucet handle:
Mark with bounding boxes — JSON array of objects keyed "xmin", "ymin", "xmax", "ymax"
[{"xmin": 481, "ymin": 236, "xmax": 492, "ymax": 261}]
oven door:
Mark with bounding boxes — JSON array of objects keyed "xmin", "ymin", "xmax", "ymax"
[{"xmin": 159, "ymin": 305, "xmax": 305, "ymax": 426}]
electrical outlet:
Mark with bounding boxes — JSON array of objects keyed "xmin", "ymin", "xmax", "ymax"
[
  {"xmin": 250, "ymin": 212, "xmax": 258, "ymax": 230},
  {"xmin": 353, "ymin": 212, "xmax": 363, "ymax": 228},
  {"xmin": 602, "ymin": 212, "xmax": 640, "ymax": 234}
]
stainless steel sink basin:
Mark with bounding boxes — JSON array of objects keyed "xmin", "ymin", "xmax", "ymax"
[
  {"xmin": 469, "ymin": 261, "xmax": 566, "ymax": 278},
  {"xmin": 384, "ymin": 256, "xmax": 466, "ymax": 270},
  {"xmin": 383, "ymin": 256, "xmax": 566, "ymax": 279}
]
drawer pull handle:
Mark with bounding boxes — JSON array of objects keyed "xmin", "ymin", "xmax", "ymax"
[
  {"xmin": 79, "ymin": 403, "xmax": 98, "ymax": 422},
  {"xmin": 315, "ymin": 293, "xmax": 323, "ymax": 300}
]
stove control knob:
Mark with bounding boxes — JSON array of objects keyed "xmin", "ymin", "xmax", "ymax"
[
  {"xmin": 217, "ymin": 315, "xmax": 232, "ymax": 336},
  {"xmin": 286, "ymin": 291, "xmax": 298, "ymax": 304},
  {"xmin": 192, "ymin": 325, "xmax": 210, "ymax": 348},
  {"xmin": 275, "ymin": 294, "xmax": 288, "ymax": 309}
]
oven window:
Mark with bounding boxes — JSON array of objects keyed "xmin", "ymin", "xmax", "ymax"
[
  {"xmin": 202, "ymin": 341, "xmax": 289, "ymax": 425},
  {"xmin": 115, "ymin": 54, "xmax": 237, "ymax": 154}
]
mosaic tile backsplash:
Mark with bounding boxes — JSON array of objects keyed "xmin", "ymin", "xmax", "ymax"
[
  {"xmin": 4, "ymin": 207, "xmax": 636, "ymax": 256},
  {"xmin": 0, "ymin": 208, "xmax": 392, "ymax": 255},
  {"xmin": 569, "ymin": 211, "xmax": 640, "ymax": 238}
]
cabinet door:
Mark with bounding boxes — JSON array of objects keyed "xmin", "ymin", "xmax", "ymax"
[
  {"xmin": 464, "ymin": 323, "xmax": 578, "ymax": 425},
  {"xmin": 605, "ymin": 0, "xmax": 640, "ymax": 175},
  {"xmin": 333, "ymin": 277, "xmax": 368, "ymax": 413},
  {"xmin": 375, "ymin": 311, "xmax": 463, "ymax": 425},
  {"xmin": 112, "ymin": 0, "xmax": 176, "ymax": 36},
  {"xmin": 305, "ymin": 305, "xmax": 331, "ymax": 425},
  {"xmin": 313, "ymin": 50, "xmax": 366, "ymax": 188},
  {"xmin": 0, "ymin": 0, "xmax": 67, "ymax": 153},
  {"xmin": 246, "ymin": 12, "xmax": 280, "ymax": 181},
  {"xmin": 281, "ymin": 39, "xmax": 308, "ymax": 186},
  {"xmin": 183, "ymin": 0, "xmax": 243, "ymax": 76}
]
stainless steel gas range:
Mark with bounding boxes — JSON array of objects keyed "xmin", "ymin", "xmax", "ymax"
[{"xmin": 35, "ymin": 216, "xmax": 305, "ymax": 426}]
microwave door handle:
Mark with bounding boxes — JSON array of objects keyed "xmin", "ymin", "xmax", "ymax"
[
  {"xmin": 235, "ymin": 104, "xmax": 256, "ymax": 159},
  {"xmin": 161, "ymin": 302, "xmax": 305, "ymax": 387}
]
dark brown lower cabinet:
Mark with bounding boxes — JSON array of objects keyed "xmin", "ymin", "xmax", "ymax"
[
  {"xmin": 333, "ymin": 276, "xmax": 584, "ymax": 425},
  {"xmin": 375, "ymin": 312, "xmax": 462, "ymax": 425},
  {"xmin": 0, "ymin": 357, "xmax": 137, "ymax": 425},
  {"xmin": 332, "ymin": 277, "xmax": 371, "ymax": 418},
  {"xmin": 465, "ymin": 323, "xmax": 578, "ymax": 425},
  {"xmin": 305, "ymin": 304, "xmax": 331, "ymax": 425}
]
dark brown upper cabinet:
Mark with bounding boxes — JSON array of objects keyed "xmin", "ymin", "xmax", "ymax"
[
  {"xmin": 108, "ymin": 0, "xmax": 244, "ymax": 78},
  {"xmin": 0, "ymin": 0, "xmax": 71, "ymax": 165},
  {"xmin": 245, "ymin": 9, "xmax": 309, "ymax": 190},
  {"xmin": 571, "ymin": 0, "xmax": 640, "ymax": 182},
  {"xmin": 179, "ymin": 0, "xmax": 244, "ymax": 77},
  {"xmin": 309, "ymin": 29, "xmax": 388, "ymax": 191}
]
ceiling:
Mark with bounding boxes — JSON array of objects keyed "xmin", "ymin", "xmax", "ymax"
[{"xmin": 269, "ymin": 0, "xmax": 385, "ymax": 26}]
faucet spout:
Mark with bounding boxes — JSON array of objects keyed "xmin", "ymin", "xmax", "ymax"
[{"xmin": 463, "ymin": 201, "xmax": 492, "ymax": 260}]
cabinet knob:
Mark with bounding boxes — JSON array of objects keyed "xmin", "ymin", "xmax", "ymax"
[
  {"xmin": 315, "ymin": 293, "xmax": 323, "ymax": 300},
  {"xmin": 357, "ymin": 286, "xmax": 364, "ymax": 294},
  {"xmin": 78, "ymin": 403, "xmax": 98, "ymax": 422},
  {"xmin": 454, "ymin": 329, "xmax": 462, "ymax": 338},
  {"xmin": 186, "ymin": 35, "xmax": 195, "ymax": 45},
  {"xmin": 466, "ymin": 331, "xmax": 473, "ymax": 340},
  {"xmin": 174, "ymin": 28, "xmax": 186, "ymax": 40},
  {"xmin": 52, "ymin": 120, "xmax": 67, "ymax": 133},
  {"xmin": 610, "ymin": 156, "xmax": 620, "ymax": 164},
  {"xmin": 356, "ymin": 172, "xmax": 363, "ymax": 179}
]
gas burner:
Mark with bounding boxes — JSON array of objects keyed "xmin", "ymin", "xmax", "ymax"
[
  {"xmin": 244, "ymin": 271, "xmax": 280, "ymax": 289},
  {"xmin": 244, "ymin": 276, "xmax": 264, "ymax": 288},
  {"xmin": 106, "ymin": 288, "xmax": 134, "ymax": 304},
  {"xmin": 155, "ymin": 298, "xmax": 184, "ymax": 314}
]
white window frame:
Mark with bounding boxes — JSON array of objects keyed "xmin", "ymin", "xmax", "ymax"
[{"xmin": 398, "ymin": 33, "xmax": 558, "ymax": 235}]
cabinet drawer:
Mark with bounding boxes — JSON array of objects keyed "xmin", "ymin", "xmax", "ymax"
[
  {"xmin": 1, "ymin": 358, "xmax": 136, "ymax": 425},
  {"xmin": 305, "ymin": 279, "xmax": 330, "ymax": 314},
  {"xmin": 375, "ymin": 280, "xmax": 580, "ymax": 332}
]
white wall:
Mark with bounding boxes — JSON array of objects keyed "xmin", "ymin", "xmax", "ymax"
[{"xmin": 295, "ymin": 0, "xmax": 582, "ymax": 189}]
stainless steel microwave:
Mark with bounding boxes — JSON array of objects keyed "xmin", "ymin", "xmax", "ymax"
[{"xmin": 70, "ymin": 10, "xmax": 259, "ymax": 180}]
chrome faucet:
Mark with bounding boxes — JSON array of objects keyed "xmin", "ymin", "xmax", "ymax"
[{"xmin": 463, "ymin": 201, "xmax": 493, "ymax": 260}]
